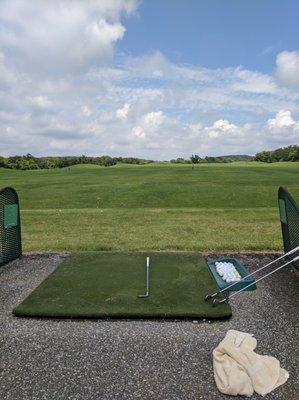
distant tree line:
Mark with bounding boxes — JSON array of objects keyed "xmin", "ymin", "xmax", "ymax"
[
  {"xmin": 254, "ymin": 145, "xmax": 299, "ymax": 163},
  {"xmin": 0, "ymin": 154, "xmax": 153, "ymax": 170},
  {"xmin": 185, "ymin": 146, "xmax": 298, "ymax": 164},
  {"xmin": 190, "ymin": 155, "xmax": 233, "ymax": 164},
  {"xmin": 171, "ymin": 154, "xmax": 253, "ymax": 164},
  {"xmin": 0, "ymin": 145, "xmax": 297, "ymax": 170},
  {"xmin": 114, "ymin": 157, "xmax": 153, "ymax": 165}
]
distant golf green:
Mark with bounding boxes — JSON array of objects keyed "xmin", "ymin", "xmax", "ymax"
[
  {"xmin": 0, "ymin": 162, "xmax": 298, "ymax": 251},
  {"xmin": 13, "ymin": 252, "xmax": 231, "ymax": 318}
]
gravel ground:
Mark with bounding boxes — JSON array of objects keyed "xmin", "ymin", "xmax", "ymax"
[{"xmin": 0, "ymin": 252, "xmax": 298, "ymax": 400}]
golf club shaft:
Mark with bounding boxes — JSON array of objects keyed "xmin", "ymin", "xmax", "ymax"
[
  {"xmin": 145, "ymin": 257, "xmax": 150, "ymax": 295},
  {"xmin": 138, "ymin": 257, "xmax": 150, "ymax": 298},
  {"xmin": 223, "ymin": 256, "xmax": 299, "ymax": 303},
  {"xmin": 208, "ymin": 246, "xmax": 299, "ymax": 298}
]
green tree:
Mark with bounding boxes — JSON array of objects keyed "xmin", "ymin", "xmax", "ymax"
[
  {"xmin": 0, "ymin": 156, "xmax": 6, "ymax": 167},
  {"xmin": 97, "ymin": 156, "xmax": 117, "ymax": 167},
  {"xmin": 190, "ymin": 154, "xmax": 202, "ymax": 164}
]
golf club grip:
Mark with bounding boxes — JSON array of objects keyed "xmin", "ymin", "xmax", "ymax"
[
  {"xmin": 228, "ymin": 257, "xmax": 297, "ymax": 300},
  {"xmin": 215, "ymin": 247, "xmax": 299, "ymax": 295}
]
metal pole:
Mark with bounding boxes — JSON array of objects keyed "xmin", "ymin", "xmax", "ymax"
[
  {"xmin": 213, "ymin": 255, "xmax": 299, "ymax": 306},
  {"xmin": 205, "ymin": 246, "xmax": 299, "ymax": 301},
  {"xmin": 138, "ymin": 257, "xmax": 150, "ymax": 298}
]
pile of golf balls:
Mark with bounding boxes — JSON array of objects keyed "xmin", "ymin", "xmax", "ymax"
[{"xmin": 215, "ymin": 261, "xmax": 241, "ymax": 283}]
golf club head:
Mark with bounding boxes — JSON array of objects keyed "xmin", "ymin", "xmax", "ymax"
[{"xmin": 212, "ymin": 298, "xmax": 227, "ymax": 307}]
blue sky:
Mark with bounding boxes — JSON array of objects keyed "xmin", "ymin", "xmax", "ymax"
[
  {"xmin": 0, "ymin": 0, "xmax": 298, "ymax": 159},
  {"xmin": 121, "ymin": 0, "xmax": 299, "ymax": 73}
]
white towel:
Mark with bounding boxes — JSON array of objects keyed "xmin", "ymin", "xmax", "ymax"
[{"xmin": 213, "ymin": 330, "xmax": 289, "ymax": 397}]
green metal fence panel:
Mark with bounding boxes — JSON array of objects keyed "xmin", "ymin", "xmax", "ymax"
[
  {"xmin": 278, "ymin": 187, "xmax": 299, "ymax": 270},
  {"xmin": 0, "ymin": 187, "xmax": 22, "ymax": 267},
  {"xmin": 4, "ymin": 204, "xmax": 19, "ymax": 228}
]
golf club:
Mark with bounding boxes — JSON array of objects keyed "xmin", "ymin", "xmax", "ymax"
[
  {"xmin": 212, "ymin": 255, "xmax": 299, "ymax": 306},
  {"xmin": 205, "ymin": 246, "xmax": 299, "ymax": 302},
  {"xmin": 138, "ymin": 256, "xmax": 150, "ymax": 298}
]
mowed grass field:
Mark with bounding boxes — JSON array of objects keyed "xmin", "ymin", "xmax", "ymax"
[{"xmin": 0, "ymin": 162, "xmax": 298, "ymax": 251}]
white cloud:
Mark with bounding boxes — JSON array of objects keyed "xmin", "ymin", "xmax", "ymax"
[
  {"xmin": 232, "ymin": 68, "xmax": 277, "ymax": 94},
  {"xmin": 131, "ymin": 111, "xmax": 166, "ymax": 140},
  {"xmin": 132, "ymin": 126, "xmax": 145, "ymax": 138},
  {"xmin": 266, "ymin": 110, "xmax": 299, "ymax": 144},
  {"xmin": 81, "ymin": 105, "xmax": 92, "ymax": 117},
  {"xmin": 205, "ymin": 120, "xmax": 238, "ymax": 139},
  {"xmin": 267, "ymin": 110, "xmax": 296, "ymax": 129},
  {"xmin": 143, "ymin": 111, "xmax": 165, "ymax": 127},
  {"xmin": 125, "ymin": 51, "xmax": 211, "ymax": 82},
  {"xmin": 28, "ymin": 96, "xmax": 53, "ymax": 109},
  {"xmin": 276, "ymin": 51, "xmax": 299, "ymax": 90},
  {"xmin": 49, "ymin": 138, "xmax": 86, "ymax": 151},
  {"xmin": 0, "ymin": 0, "xmax": 137, "ymax": 75},
  {"xmin": 0, "ymin": 52, "xmax": 17, "ymax": 89},
  {"xmin": 116, "ymin": 103, "xmax": 130, "ymax": 120},
  {"xmin": 0, "ymin": 1, "xmax": 298, "ymax": 161}
]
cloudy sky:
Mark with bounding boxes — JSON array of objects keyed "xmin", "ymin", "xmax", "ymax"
[{"xmin": 0, "ymin": 0, "xmax": 298, "ymax": 159}]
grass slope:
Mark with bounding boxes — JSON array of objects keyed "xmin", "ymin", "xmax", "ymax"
[
  {"xmin": 1, "ymin": 162, "xmax": 298, "ymax": 250},
  {"xmin": 13, "ymin": 252, "xmax": 231, "ymax": 318}
]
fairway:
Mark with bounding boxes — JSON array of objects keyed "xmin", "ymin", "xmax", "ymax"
[
  {"xmin": 0, "ymin": 162, "xmax": 298, "ymax": 251},
  {"xmin": 13, "ymin": 252, "xmax": 231, "ymax": 318}
]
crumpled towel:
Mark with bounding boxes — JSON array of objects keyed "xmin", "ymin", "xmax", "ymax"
[{"xmin": 213, "ymin": 330, "xmax": 289, "ymax": 397}]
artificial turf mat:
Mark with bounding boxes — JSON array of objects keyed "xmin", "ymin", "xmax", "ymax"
[{"xmin": 13, "ymin": 252, "xmax": 231, "ymax": 318}]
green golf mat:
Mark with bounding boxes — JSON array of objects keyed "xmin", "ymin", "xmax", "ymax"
[{"xmin": 13, "ymin": 252, "xmax": 231, "ymax": 318}]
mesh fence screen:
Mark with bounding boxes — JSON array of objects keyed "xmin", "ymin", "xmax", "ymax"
[
  {"xmin": 0, "ymin": 187, "xmax": 22, "ymax": 267},
  {"xmin": 278, "ymin": 187, "xmax": 299, "ymax": 270}
]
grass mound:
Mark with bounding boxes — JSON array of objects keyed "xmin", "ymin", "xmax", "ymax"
[
  {"xmin": 13, "ymin": 252, "xmax": 231, "ymax": 318},
  {"xmin": 1, "ymin": 162, "xmax": 298, "ymax": 251}
]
